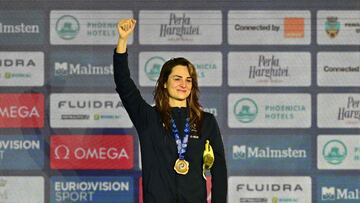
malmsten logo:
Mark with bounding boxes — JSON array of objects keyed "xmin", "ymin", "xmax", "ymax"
[
  {"xmin": 0, "ymin": 94, "xmax": 44, "ymax": 128},
  {"xmin": 50, "ymin": 135, "xmax": 134, "ymax": 169}
]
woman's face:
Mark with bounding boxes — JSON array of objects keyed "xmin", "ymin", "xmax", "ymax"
[{"xmin": 164, "ymin": 65, "xmax": 192, "ymax": 107}]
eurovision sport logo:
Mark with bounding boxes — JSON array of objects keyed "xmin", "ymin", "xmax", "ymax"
[
  {"xmin": 0, "ymin": 94, "xmax": 44, "ymax": 128},
  {"xmin": 0, "ymin": 135, "xmax": 44, "ymax": 170},
  {"xmin": 50, "ymin": 135, "xmax": 134, "ymax": 169},
  {"xmin": 51, "ymin": 176, "xmax": 133, "ymax": 203}
]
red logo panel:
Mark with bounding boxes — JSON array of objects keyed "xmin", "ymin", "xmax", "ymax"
[
  {"xmin": 0, "ymin": 94, "xmax": 44, "ymax": 128},
  {"xmin": 50, "ymin": 135, "xmax": 134, "ymax": 169}
]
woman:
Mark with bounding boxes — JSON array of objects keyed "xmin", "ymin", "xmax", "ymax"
[{"xmin": 114, "ymin": 18, "xmax": 227, "ymax": 203}]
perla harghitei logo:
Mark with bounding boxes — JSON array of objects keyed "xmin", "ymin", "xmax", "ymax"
[
  {"xmin": 160, "ymin": 13, "xmax": 200, "ymax": 39},
  {"xmin": 322, "ymin": 186, "xmax": 360, "ymax": 201},
  {"xmin": 337, "ymin": 96, "xmax": 360, "ymax": 124},
  {"xmin": 248, "ymin": 55, "xmax": 289, "ymax": 82},
  {"xmin": 55, "ymin": 15, "xmax": 80, "ymax": 40},
  {"xmin": 144, "ymin": 56, "xmax": 165, "ymax": 81},
  {"xmin": 322, "ymin": 140, "xmax": 347, "ymax": 165},
  {"xmin": 233, "ymin": 98, "xmax": 258, "ymax": 123},
  {"xmin": 325, "ymin": 16, "xmax": 340, "ymax": 38}
]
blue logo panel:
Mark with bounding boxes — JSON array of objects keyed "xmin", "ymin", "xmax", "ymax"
[
  {"xmin": 50, "ymin": 176, "xmax": 134, "ymax": 203},
  {"xmin": 49, "ymin": 50, "xmax": 115, "ymax": 88},
  {"xmin": 317, "ymin": 176, "xmax": 360, "ymax": 203},
  {"xmin": 0, "ymin": 135, "xmax": 44, "ymax": 169},
  {"xmin": 227, "ymin": 134, "xmax": 312, "ymax": 171},
  {"xmin": 0, "ymin": 11, "xmax": 45, "ymax": 45}
]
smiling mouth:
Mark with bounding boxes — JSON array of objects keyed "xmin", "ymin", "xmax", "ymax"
[{"xmin": 177, "ymin": 90, "xmax": 187, "ymax": 93}]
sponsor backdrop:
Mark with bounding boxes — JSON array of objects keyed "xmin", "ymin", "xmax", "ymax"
[{"xmin": 0, "ymin": 0, "xmax": 359, "ymax": 202}]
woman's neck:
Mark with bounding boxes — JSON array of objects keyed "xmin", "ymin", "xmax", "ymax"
[{"xmin": 169, "ymin": 99, "xmax": 187, "ymax": 108}]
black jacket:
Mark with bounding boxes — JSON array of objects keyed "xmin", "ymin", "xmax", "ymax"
[{"xmin": 113, "ymin": 50, "xmax": 227, "ymax": 203}]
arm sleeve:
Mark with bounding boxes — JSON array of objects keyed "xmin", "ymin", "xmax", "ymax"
[
  {"xmin": 113, "ymin": 49, "xmax": 151, "ymax": 133},
  {"xmin": 209, "ymin": 115, "xmax": 227, "ymax": 203}
]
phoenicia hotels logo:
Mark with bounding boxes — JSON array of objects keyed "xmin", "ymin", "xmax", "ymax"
[
  {"xmin": 322, "ymin": 140, "xmax": 347, "ymax": 165},
  {"xmin": 325, "ymin": 16, "xmax": 340, "ymax": 38},
  {"xmin": 233, "ymin": 98, "xmax": 258, "ymax": 123},
  {"xmin": 144, "ymin": 56, "xmax": 165, "ymax": 81},
  {"xmin": 55, "ymin": 15, "xmax": 80, "ymax": 40}
]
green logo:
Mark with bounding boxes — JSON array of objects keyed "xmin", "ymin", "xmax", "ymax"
[
  {"xmin": 323, "ymin": 140, "xmax": 347, "ymax": 165},
  {"xmin": 325, "ymin": 16, "xmax": 340, "ymax": 38},
  {"xmin": 4, "ymin": 72, "xmax": 12, "ymax": 79},
  {"xmin": 272, "ymin": 197, "xmax": 278, "ymax": 203},
  {"xmin": 144, "ymin": 56, "xmax": 165, "ymax": 81},
  {"xmin": 354, "ymin": 147, "xmax": 360, "ymax": 160},
  {"xmin": 94, "ymin": 114, "xmax": 100, "ymax": 120},
  {"xmin": 56, "ymin": 15, "xmax": 80, "ymax": 40},
  {"xmin": 233, "ymin": 98, "xmax": 258, "ymax": 123}
]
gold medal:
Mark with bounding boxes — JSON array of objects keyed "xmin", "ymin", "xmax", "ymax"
[
  {"xmin": 203, "ymin": 140, "xmax": 214, "ymax": 170},
  {"xmin": 174, "ymin": 158, "xmax": 189, "ymax": 175}
]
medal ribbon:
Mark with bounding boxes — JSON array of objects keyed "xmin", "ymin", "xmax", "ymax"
[{"xmin": 171, "ymin": 117, "xmax": 190, "ymax": 160}]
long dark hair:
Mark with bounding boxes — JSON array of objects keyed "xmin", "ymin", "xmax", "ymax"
[{"xmin": 154, "ymin": 57, "xmax": 203, "ymax": 133}]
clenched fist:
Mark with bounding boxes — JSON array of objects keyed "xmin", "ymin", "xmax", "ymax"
[{"xmin": 117, "ymin": 18, "xmax": 136, "ymax": 40}]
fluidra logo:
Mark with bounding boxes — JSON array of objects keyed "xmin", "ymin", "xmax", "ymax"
[
  {"xmin": 237, "ymin": 183, "xmax": 303, "ymax": 192},
  {"xmin": 58, "ymin": 100, "xmax": 122, "ymax": 109},
  {"xmin": 232, "ymin": 145, "xmax": 306, "ymax": 160},
  {"xmin": 322, "ymin": 187, "xmax": 360, "ymax": 201},
  {"xmin": 55, "ymin": 62, "xmax": 113, "ymax": 76},
  {"xmin": 160, "ymin": 13, "xmax": 200, "ymax": 40},
  {"xmin": 0, "ymin": 59, "xmax": 36, "ymax": 68}
]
